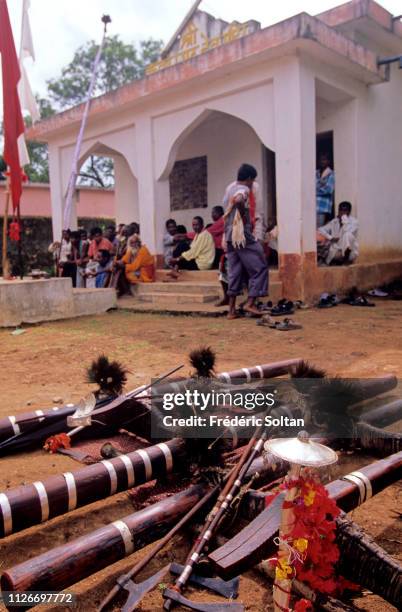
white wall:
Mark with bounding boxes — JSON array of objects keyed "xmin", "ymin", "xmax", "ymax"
[
  {"xmin": 356, "ymin": 63, "xmax": 402, "ymax": 259},
  {"xmin": 168, "ymin": 112, "xmax": 265, "ymax": 230},
  {"xmin": 310, "ymin": 55, "xmax": 402, "ymax": 261},
  {"xmin": 274, "ymin": 57, "xmax": 316, "ymax": 255},
  {"xmin": 114, "ymin": 155, "xmax": 139, "ymax": 225}
]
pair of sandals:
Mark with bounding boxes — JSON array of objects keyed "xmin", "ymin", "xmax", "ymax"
[
  {"xmin": 257, "ymin": 315, "xmax": 302, "ymax": 331},
  {"xmin": 269, "ymin": 299, "xmax": 295, "ymax": 316},
  {"xmin": 368, "ymin": 288, "xmax": 388, "ymax": 298},
  {"xmin": 343, "ymin": 295, "xmax": 375, "ymax": 307},
  {"xmin": 317, "ymin": 293, "xmax": 339, "ymax": 308}
]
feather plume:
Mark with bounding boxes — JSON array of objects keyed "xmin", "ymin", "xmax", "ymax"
[
  {"xmin": 86, "ymin": 354, "xmax": 128, "ymax": 396},
  {"xmin": 291, "ymin": 360, "xmax": 326, "ymax": 379},
  {"xmin": 189, "ymin": 347, "xmax": 216, "ymax": 378}
]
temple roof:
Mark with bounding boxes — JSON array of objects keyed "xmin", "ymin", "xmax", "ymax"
[{"xmin": 28, "ymin": 0, "xmax": 400, "ymax": 142}]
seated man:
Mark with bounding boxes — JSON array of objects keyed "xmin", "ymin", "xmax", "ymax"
[
  {"xmin": 83, "ymin": 250, "xmax": 113, "ymax": 288},
  {"xmin": 163, "ymin": 219, "xmax": 177, "ymax": 268},
  {"xmin": 94, "ymin": 250, "xmax": 113, "ymax": 288},
  {"xmin": 207, "ymin": 205, "xmax": 225, "ymax": 268},
  {"xmin": 118, "ymin": 234, "xmax": 155, "ymax": 285},
  {"xmin": 169, "ymin": 216, "xmax": 215, "ymax": 272},
  {"xmin": 317, "ymin": 201, "xmax": 358, "ymax": 265}
]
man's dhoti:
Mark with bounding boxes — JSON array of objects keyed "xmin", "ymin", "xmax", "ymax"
[
  {"xmin": 326, "ymin": 230, "xmax": 358, "ymax": 265},
  {"xmin": 227, "ymin": 241, "xmax": 268, "ymax": 297}
]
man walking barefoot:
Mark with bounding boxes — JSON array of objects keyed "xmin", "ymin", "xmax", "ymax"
[{"xmin": 223, "ymin": 164, "xmax": 268, "ymax": 319}]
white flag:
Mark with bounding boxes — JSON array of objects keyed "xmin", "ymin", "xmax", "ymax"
[
  {"xmin": 18, "ymin": 0, "xmax": 40, "ymax": 122},
  {"xmin": 17, "ymin": 133, "xmax": 30, "ymax": 168}
]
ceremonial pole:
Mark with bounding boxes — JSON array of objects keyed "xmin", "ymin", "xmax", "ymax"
[
  {"xmin": 17, "ymin": 203, "xmax": 23, "ymax": 279},
  {"xmin": 1, "ymin": 174, "xmax": 11, "ymax": 279},
  {"xmin": 62, "ymin": 15, "xmax": 111, "ymax": 231},
  {"xmin": 265, "ymin": 432, "xmax": 338, "ymax": 612}
]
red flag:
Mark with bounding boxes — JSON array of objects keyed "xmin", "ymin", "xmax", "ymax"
[{"xmin": 0, "ymin": 0, "xmax": 25, "ymax": 211}]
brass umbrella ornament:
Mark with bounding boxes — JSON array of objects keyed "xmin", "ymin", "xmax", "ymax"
[{"xmin": 264, "ymin": 431, "xmax": 338, "ymax": 612}]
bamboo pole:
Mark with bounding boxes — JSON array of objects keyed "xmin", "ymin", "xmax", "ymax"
[
  {"xmin": 2, "ymin": 454, "xmax": 402, "ymax": 602},
  {"xmin": 209, "ymin": 451, "xmax": 402, "ymax": 577},
  {"xmin": 1, "ymin": 484, "xmax": 209, "ymax": 596},
  {"xmin": 273, "ymin": 464, "xmax": 301, "ymax": 612},
  {"xmin": 2, "ymin": 175, "xmax": 11, "ymax": 279},
  {"xmin": 0, "ymin": 358, "xmax": 303, "ymax": 448},
  {"xmin": 354, "ymin": 421, "xmax": 402, "ymax": 455},
  {"xmin": 16, "ymin": 204, "xmax": 23, "ymax": 279},
  {"xmin": 0, "ymin": 447, "xmax": 279, "ymax": 597},
  {"xmin": 98, "ymin": 484, "xmax": 219, "ymax": 611},
  {"xmin": 63, "ymin": 16, "xmax": 111, "ymax": 231},
  {"xmin": 0, "ymin": 438, "xmax": 185, "ymax": 538},
  {"xmin": 335, "ymin": 513, "xmax": 402, "ymax": 608}
]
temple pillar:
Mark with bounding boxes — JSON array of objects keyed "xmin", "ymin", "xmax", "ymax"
[{"xmin": 273, "ymin": 57, "xmax": 316, "ymax": 299}]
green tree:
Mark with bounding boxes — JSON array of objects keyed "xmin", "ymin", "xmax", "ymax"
[
  {"xmin": 47, "ymin": 35, "xmax": 163, "ymax": 110},
  {"xmin": 24, "ymin": 98, "xmax": 56, "ymax": 183},
  {"xmin": 24, "ymin": 35, "xmax": 163, "ymax": 186}
]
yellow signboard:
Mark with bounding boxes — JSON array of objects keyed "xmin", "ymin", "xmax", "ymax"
[{"xmin": 146, "ymin": 20, "xmax": 250, "ymax": 76}]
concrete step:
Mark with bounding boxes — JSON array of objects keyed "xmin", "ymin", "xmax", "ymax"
[
  {"xmin": 73, "ymin": 287, "xmax": 117, "ymax": 316},
  {"xmin": 133, "ymin": 280, "xmax": 283, "ymax": 305},
  {"xmin": 134, "ymin": 282, "xmax": 220, "ymax": 295},
  {"xmin": 155, "ymin": 268, "xmax": 280, "ymax": 283},
  {"xmin": 137, "ymin": 291, "xmax": 219, "ymax": 304},
  {"xmin": 117, "ymin": 297, "xmax": 228, "ymax": 316}
]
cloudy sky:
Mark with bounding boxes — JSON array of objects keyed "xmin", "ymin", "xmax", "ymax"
[{"xmin": 6, "ymin": 0, "xmax": 402, "ymax": 99}]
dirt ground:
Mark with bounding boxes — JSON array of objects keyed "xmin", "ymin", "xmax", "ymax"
[{"xmin": 0, "ymin": 301, "xmax": 401, "ymax": 611}]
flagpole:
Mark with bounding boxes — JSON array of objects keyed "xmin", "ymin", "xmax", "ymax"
[
  {"xmin": 2, "ymin": 174, "xmax": 11, "ymax": 280},
  {"xmin": 17, "ymin": 206, "xmax": 23, "ymax": 279},
  {"xmin": 62, "ymin": 15, "xmax": 111, "ymax": 231}
]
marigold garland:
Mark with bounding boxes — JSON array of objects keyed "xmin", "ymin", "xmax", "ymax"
[{"xmin": 266, "ymin": 470, "xmax": 359, "ymax": 609}]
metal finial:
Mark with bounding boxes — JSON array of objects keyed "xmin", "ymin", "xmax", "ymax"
[
  {"xmin": 297, "ymin": 431, "xmax": 309, "ymax": 443},
  {"xmin": 102, "ymin": 14, "xmax": 112, "ymax": 33}
]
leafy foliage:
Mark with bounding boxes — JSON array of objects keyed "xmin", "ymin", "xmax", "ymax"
[
  {"xmin": 23, "ymin": 35, "xmax": 163, "ymax": 185},
  {"xmin": 78, "ymin": 155, "xmax": 114, "ymax": 188},
  {"xmin": 23, "ymin": 98, "xmax": 55, "ymax": 183},
  {"xmin": 47, "ymin": 35, "xmax": 163, "ymax": 110}
]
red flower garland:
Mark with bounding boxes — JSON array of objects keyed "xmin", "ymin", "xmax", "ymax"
[
  {"xmin": 9, "ymin": 221, "xmax": 21, "ymax": 242},
  {"xmin": 267, "ymin": 471, "xmax": 359, "ymax": 606},
  {"xmin": 43, "ymin": 433, "xmax": 71, "ymax": 454}
]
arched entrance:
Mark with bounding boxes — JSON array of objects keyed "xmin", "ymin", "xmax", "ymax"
[
  {"xmin": 155, "ymin": 110, "xmax": 276, "ymax": 258},
  {"xmin": 76, "ymin": 142, "xmax": 139, "ymax": 229}
]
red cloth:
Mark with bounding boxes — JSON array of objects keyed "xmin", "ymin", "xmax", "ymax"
[
  {"xmin": 9, "ymin": 221, "xmax": 20, "ymax": 241},
  {"xmin": 207, "ymin": 217, "xmax": 224, "ymax": 249},
  {"xmin": 249, "ymin": 187, "xmax": 256, "ymax": 229},
  {"xmin": 0, "ymin": 0, "xmax": 25, "ymax": 211},
  {"xmin": 88, "ymin": 237, "xmax": 114, "ymax": 258}
]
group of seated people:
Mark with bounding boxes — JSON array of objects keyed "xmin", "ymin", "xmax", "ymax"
[
  {"xmin": 50, "ymin": 196, "xmax": 358, "ymax": 296},
  {"xmin": 49, "ymin": 222, "xmax": 155, "ymax": 292},
  {"xmin": 163, "ymin": 206, "xmax": 224, "ymax": 276}
]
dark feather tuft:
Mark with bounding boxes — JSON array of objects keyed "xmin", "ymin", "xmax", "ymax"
[
  {"xmin": 291, "ymin": 360, "xmax": 326, "ymax": 379},
  {"xmin": 308, "ymin": 377, "xmax": 365, "ymax": 435},
  {"xmin": 189, "ymin": 347, "xmax": 216, "ymax": 378},
  {"xmin": 86, "ymin": 354, "xmax": 128, "ymax": 396}
]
